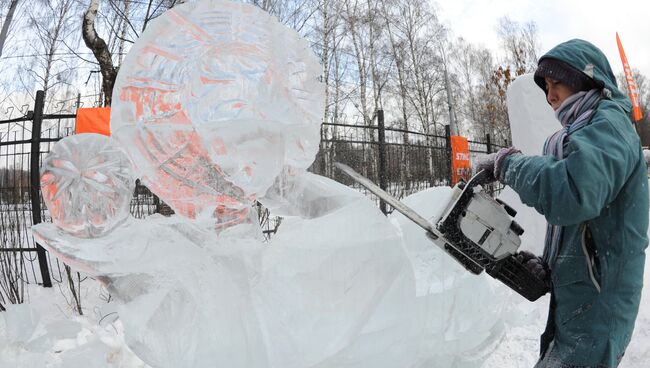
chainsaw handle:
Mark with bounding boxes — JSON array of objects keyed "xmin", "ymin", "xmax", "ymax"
[{"xmin": 465, "ymin": 169, "xmax": 496, "ymax": 187}]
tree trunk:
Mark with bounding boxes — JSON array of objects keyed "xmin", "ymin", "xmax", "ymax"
[
  {"xmin": 380, "ymin": 0, "xmax": 410, "ymax": 192},
  {"xmin": 345, "ymin": 1, "xmax": 370, "ymax": 129},
  {"xmin": 0, "ymin": 0, "xmax": 19, "ymax": 59},
  {"xmin": 117, "ymin": 0, "xmax": 130, "ymax": 65},
  {"xmin": 82, "ymin": 0, "xmax": 117, "ymax": 106},
  {"xmin": 42, "ymin": 3, "xmax": 68, "ymax": 95},
  {"xmin": 320, "ymin": 0, "xmax": 332, "ymax": 176}
]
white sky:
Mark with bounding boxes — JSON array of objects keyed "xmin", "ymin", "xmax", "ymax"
[{"xmin": 435, "ymin": 0, "xmax": 650, "ymax": 79}]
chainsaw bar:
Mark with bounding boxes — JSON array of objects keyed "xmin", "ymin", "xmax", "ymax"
[
  {"xmin": 335, "ymin": 162, "xmax": 550, "ymax": 302},
  {"xmin": 334, "ymin": 162, "xmax": 483, "ymax": 271}
]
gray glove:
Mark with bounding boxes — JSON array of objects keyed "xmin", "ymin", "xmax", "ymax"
[
  {"xmin": 475, "ymin": 147, "xmax": 522, "ymax": 183},
  {"xmin": 475, "ymin": 152, "xmax": 498, "ymax": 182},
  {"xmin": 516, "ymin": 250, "xmax": 549, "ymax": 282}
]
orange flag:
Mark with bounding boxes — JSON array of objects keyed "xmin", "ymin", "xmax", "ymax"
[
  {"xmin": 75, "ymin": 107, "xmax": 111, "ymax": 136},
  {"xmin": 616, "ymin": 32, "xmax": 643, "ymax": 122},
  {"xmin": 450, "ymin": 135, "xmax": 471, "ymax": 185}
]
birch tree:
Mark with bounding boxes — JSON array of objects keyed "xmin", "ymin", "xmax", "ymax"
[
  {"xmin": 0, "ymin": 0, "xmax": 20, "ymax": 58},
  {"xmin": 340, "ymin": 0, "xmax": 375, "ymax": 128},
  {"xmin": 82, "ymin": 0, "xmax": 116, "ymax": 106},
  {"xmin": 496, "ymin": 16, "xmax": 539, "ymax": 75},
  {"xmin": 450, "ymin": 38, "xmax": 497, "ymax": 138},
  {"xmin": 22, "ymin": 0, "xmax": 80, "ymax": 108}
]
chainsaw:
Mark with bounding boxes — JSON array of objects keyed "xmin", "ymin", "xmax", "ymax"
[{"xmin": 335, "ymin": 163, "xmax": 549, "ymax": 302}]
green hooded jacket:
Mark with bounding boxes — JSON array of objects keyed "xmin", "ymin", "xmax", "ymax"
[{"xmin": 500, "ymin": 39, "xmax": 648, "ymax": 367}]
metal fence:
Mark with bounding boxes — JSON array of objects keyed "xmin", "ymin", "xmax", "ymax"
[
  {"xmin": 0, "ymin": 92, "xmax": 163, "ymax": 304},
  {"xmin": 0, "ymin": 91, "xmax": 507, "ymax": 306},
  {"xmin": 1, "ymin": 91, "xmax": 70, "ymax": 293},
  {"xmin": 310, "ymin": 111, "xmax": 507, "ymax": 213}
]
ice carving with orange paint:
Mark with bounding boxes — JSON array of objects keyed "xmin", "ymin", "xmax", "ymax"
[
  {"xmin": 32, "ymin": 1, "xmax": 419, "ymax": 368},
  {"xmin": 110, "ymin": 0, "xmax": 323, "ymax": 229},
  {"xmin": 39, "ymin": 134, "xmax": 135, "ymax": 238}
]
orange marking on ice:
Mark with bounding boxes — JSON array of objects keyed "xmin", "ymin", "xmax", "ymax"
[
  {"xmin": 155, "ymin": 97, "xmax": 180, "ymax": 114},
  {"xmin": 156, "ymin": 101, "xmax": 172, "ymax": 113},
  {"xmin": 214, "ymin": 210, "xmax": 251, "ymax": 230},
  {"xmin": 119, "ymin": 85, "xmax": 187, "ymax": 125},
  {"xmin": 232, "ymin": 102, "xmax": 245, "ymax": 109},
  {"xmin": 263, "ymin": 69, "xmax": 273, "ymax": 84},
  {"xmin": 185, "ymin": 203, "xmax": 196, "ymax": 219},
  {"xmin": 90, "ymin": 213, "xmax": 103, "ymax": 224},
  {"xmin": 193, "ymin": 133, "xmax": 206, "ymax": 148},
  {"xmin": 200, "ymin": 76, "xmax": 234, "ymax": 85},
  {"xmin": 212, "ymin": 137, "xmax": 228, "ymax": 155},
  {"xmin": 215, "ymin": 195, "xmax": 240, "ymax": 206},
  {"xmin": 120, "ymin": 88, "xmax": 144, "ymax": 120},
  {"xmin": 43, "ymin": 179, "xmax": 56, "ymax": 195},
  {"xmin": 168, "ymin": 109, "xmax": 192, "ymax": 125},
  {"xmin": 127, "ymin": 77, "xmax": 178, "ymax": 89},
  {"xmin": 243, "ymin": 166, "xmax": 253, "ymax": 177},
  {"xmin": 225, "ymin": 42, "xmax": 264, "ymax": 58},
  {"xmin": 141, "ymin": 46, "xmax": 182, "ymax": 61},
  {"xmin": 167, "ymin": 10, "xmax": 215, "ymax": 44}
]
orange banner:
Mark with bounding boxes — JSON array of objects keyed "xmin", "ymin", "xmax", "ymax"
[
  {"xmin": 76, "ymin": 107, "xmax": 111, "ymax": 136},
  {"xmin": 450, "ymin": 135, "xmax": 471, "ymax": 185},
  {"xmin": 616, "ymin": 32, "xmax": 643, "ymax": 122}
]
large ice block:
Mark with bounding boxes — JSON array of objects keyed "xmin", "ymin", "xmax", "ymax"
[
  {"xmin": 500, "ymin": 73, "xmax": 560, "ymax": 254},
  {"xmin": 391, "ymin": 187, "xmax": 510, "ymax": 367}
]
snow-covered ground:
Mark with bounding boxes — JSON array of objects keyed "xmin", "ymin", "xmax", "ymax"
[
  {"xmin": 484, "ymin": 250, "xmax": 650, "ymax": 368},
  {"xmin": 0, "ymin": 282, "xmax": 148, "ymax": 367},
  {"xmin": 2, "ymin": 185, "xmax": 650, "ymax": 367}
]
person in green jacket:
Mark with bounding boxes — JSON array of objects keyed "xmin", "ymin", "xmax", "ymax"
[{"xmin": 479, "ymin": 39, "xmax": 649, "ymax": 367}]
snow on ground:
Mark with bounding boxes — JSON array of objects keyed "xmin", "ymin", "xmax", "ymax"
[
  {"xmin": 2, "ymin": 185, "xmax": 650, "ymax": 367},
  {"xmin": 484, "ymin": 253, "xmax": 650, "ymax": 368},
  {"xmin": 0, "ymin": 281, "xmax": 149, "ymax": 367}
]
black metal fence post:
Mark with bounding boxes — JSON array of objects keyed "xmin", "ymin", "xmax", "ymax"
[
  {"xmin": 445, "ymin": 124, "xmax": 452, "ymax": 186},
  {"xmin": 320, "ymin": 123, "xmax": 329, "ymax": 177},
  {"xmin": 29, "ymin": 90, "xmax": 52, "ymax": 287},
  {"xmin": 486, "ymin": 133, "xmax": 492, "ymax": 154},
  {"xmin": 377, "ymin": 109, "xmax": 388, "ymax": 214}
]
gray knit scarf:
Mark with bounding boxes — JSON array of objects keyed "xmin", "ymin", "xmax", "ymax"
[{"xmin": 542, "ymin": 89, "xmax": 603, "ymax": 268}]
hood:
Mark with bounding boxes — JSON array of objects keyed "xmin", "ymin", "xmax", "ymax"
[{"xmin": 537, "ymin": 39, "xmax": 631, "ymax": 112}]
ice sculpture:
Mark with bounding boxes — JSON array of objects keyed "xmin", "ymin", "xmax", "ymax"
[
  {"xmin": 40, "ymin": 134, "xmax": 135, "ymax": 238},
  {"xmin": 35, "ymin": 169, "xmax": 417, "ymax": 368},
  {"xmin": 257, "ymin": 171, "xmax": 417, "ymax": 368},
  {"xmin": 32, "ymin": 1, "xmax": 416, "ymax": 367},
  {"xmin": 110, "ymin": 0, "xmax": 324, "ymax": 230},
  {"xmin": 391, "ymin": 187, "xmax": 509, "ymax": 367},
  {"xmin": 31, "ymin": 0, "xmax": 515, "ymax": 366}
]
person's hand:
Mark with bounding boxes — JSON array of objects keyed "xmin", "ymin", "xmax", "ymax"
[
  {"xmin": 475, "ymin": 153, "xmax": 498, "ymax": 183},
  {"xmin": 474, "ymin": 147, "xmax": 522, "ymax": 183},
  {"xmin": 516, "ymin": 250, "xmax": 549, "ymax": 282}
]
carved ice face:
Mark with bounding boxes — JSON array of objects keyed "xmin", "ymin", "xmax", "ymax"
[{"xmin": 110, "ymin": 0, "xmax": 324, "ymax": 225}]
